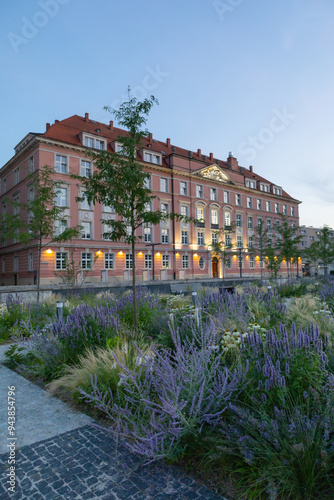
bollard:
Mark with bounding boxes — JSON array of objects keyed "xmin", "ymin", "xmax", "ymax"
[
  {"xmin": 191, "ymin": 291, "xmax": 197, "ymax": 306},
  {"xmin": 56, "ymin": 301, "xmax": 63, "ymax": 320}
]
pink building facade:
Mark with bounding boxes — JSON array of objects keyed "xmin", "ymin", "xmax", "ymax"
[{"xmin": 0, "ymin": 114, "xmax": 301, "ymax": 285}]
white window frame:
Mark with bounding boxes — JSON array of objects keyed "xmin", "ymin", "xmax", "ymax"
[
  {"xmin": 160, "ymin": 178, "xmax": 168, "ymax": 193},
  {"xmin": 196, "ymin": 206, "xmax": 204, "ymax": 221},
  {"xmin": 256, "ymin": 199, "xmax": 262, "ymax": 210},
  {"xmin": 197, "ymin": 230, "xmax": 204, "ymax": 245},
  {"xmin": 56, "ymin": 187, "xmax": 67, "ymax": 207},
  {"xmin": 182, "ymin": 255, "xmax": 189, "ymax": 269},
  {"xmin": 210, "ymin": 188, "xmax": 217, "ymax": 201},
  {"xmin": 162, "ymin": 255, "xmax": 169, "ymax": 269},
  {"xmin": 55, "ymin": 155, "xmax": 67, "ymax": 174},
  {"xmin": 56, "ymin": 252, "xmax": 67, "ymax": 270},
  {"xmin": 247, "ymin": 196, "xmax": 252, "ymax": 209},
  {"xmin": 247, "ymin": 216, "xmax": 253, "ymax": 229},
  {"xmin": 81, "ymin": 221, "xmax": 91, "ymax": 239},
  {"xmin": 28, "ymin": 252, "xmax": 33, "ymax": 272},
  {"xmin": 236, "ymin": 214, "xmax": 242, "ymax": 227},
  {"xmin": 145, "ymin": 254, "xmax": 152, "ymax": 269},
  {"xmin": 104, "ymin": 253, "xmax": 114, "ymax": 269},
  {"xmin": 81, "ymin": 160, "xmax": 91, "ymax": 177},
  {"xmin": 161, "ymin": 228, "xmax": 169, "ymax": 243},
  {"xmin": 211, "ymin": 209, "xmax": 218, "ymax": 225},
  {"xmin": 223, "ymin": 191, "xmax": 230, "ymax": 203},
  {"xmin": 144, "ymin": 225, "xmax": 152, "ymax": 242},
  {"xmin": 180, "ymin": 205, "xmax": 188, "ymax": 217},
  {"xmin": 81, "ymin": 253, "xmax": 92, "ymax": 269},
  {"xmin": 180, "ymin": 181, "xmax": 188, "ymax": 196},
  {"xmin": 125, "ymin": 254, "xmax": 133, "ymax": 269},
  {"xmin": 181, "ymin": 230, "xmax": 189, "ymax": 244},
  {"xmin": 196, "ymin": 184, "xmax": 203, "ymax": 198},
  {"xmin": 235, "ymin": 193, "xmax": 241, "ymax": 206}
]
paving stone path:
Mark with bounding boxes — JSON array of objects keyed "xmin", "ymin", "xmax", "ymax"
[{"xmin": 0, "ymin": 345, "xmax": 227, "ymax": 499}]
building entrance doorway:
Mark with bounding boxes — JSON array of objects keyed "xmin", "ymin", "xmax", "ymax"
[{"xmin": 212, "ymin": 257, "xmax": 219, "ymax": 278}]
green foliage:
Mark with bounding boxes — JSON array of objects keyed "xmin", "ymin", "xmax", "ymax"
[
  {"xmin": 277, "ymin": 280, "xmax": 309, "ymax": 298},
  {"xmin": 4, "ymin": 344, "xmax": 25, "ymax": 368}
]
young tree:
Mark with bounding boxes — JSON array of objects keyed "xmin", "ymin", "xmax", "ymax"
[
  {"xmin": 0, "ymin": 166, "xmax": 81, "ymax": 303},
  {"xmin": 75, "ymin": 92, "xmax": 186, "ymax": 332},
  {"xmin": 306, "ymin": 226, "xmax": 334, "ymax": 276},
  {"xmin": 275, "ymin": 215, "xmax": 303, "ymax": 279},
  {"xmin": 54, "ymin": 247, "xmax": 98, "ymax": 289}
]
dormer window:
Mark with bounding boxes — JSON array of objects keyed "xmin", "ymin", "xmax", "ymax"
[
  {"xmin": 273, "ymin": 186, "xmax": 282, "ymax": 196},
  {"xmin": 81, "ymin": 133, "xmax": 106, "ymax": 151},
  {"xmin": 144, "ymin": 151, "xmax": 162, "ymax": 165},
  {"xmin": 260, "ymin": 183, "xmax": 270, "ymax": 193},
  {"xmin": 245, "ymin": 179, "xmax": 256, "ymax": 189}
]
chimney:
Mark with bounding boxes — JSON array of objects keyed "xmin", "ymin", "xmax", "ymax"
[
  {"xmin": 249, "ymin": 165, "xmax": 253, "ymax": 172},
  {"xmin": 46, "ymin": 123, "xmax": 50, "ymax": 131},
  {"xmin": 149, "ymin": 132, "xmax": 153, "ymax": 142},
  {"xmin": 209, "ymin": 152, "xmax": 213, "ymax": 161},
  {"xmin": 197, "ymin": 148, "xmax": 201, "ymax": 157},
  {"xmin": 55, "ymin": 119, "xmax": 59, "ymax": 123},
  {"xmin": 109, "ymin": 120, "xmax": 113, "ymax": 129},
  {"xmin": 227, "ymin": 152, "xmax": 239, "ymax": 171},
  {"xmin": 84, "ymin": 112, "xmax": 89, "ymax": 122},
  {"xmin": 166, "ymin": 138, "xmax": 171, "ymax": 147},
  {"xmin": 188, "ymin": 151, "xmax": 192, "ymax": 158}
]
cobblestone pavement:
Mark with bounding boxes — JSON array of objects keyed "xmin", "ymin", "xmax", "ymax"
[{"xmin": 0, "ymin": 344, "xmax": 227, "ymax": 499}]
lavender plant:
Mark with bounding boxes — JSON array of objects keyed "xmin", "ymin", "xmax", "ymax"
[
  {"xmin": 79, "ymin": 322, "xmax": 249, "ymax": 463},
  {"xmin": 216, "ymin": 323, "xmax": 334, "ymax": 499}
]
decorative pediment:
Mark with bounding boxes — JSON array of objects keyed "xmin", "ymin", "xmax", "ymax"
[{"xmin": 196, "ymin": 165, "xmax": 233, "ymax": 184}]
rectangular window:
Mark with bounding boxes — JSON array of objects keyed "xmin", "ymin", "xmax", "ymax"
[
  {"xmin": 56, "ymin": 155, "xmax": 67, "ymax": 174},
  {"xmin": 236, "ymin": 214, "xmax": 242, "ymax": 227},
  {"xmin": 273, "ymin": 187, "xmax": 281, "ymax": 195},
  {"xmin": 81, "ymin": 160, "xmax": 91, "ymax": 177},
  {"xmin": 81, "ymin": 253, "xmax": 92, "ymax": 269},
  {"xmin": 196, "ymin": 206, "xmax": 204, "ymax": 221},
  {"xmin": 144, "ymin": 175, "xmax": 151, "ymax": 189},
  {"xmin": 237, "ymin": 236, "xmax": 242, "ymax": 248},
  {"xmin": 197, "ymin": 230, "xmax": 204, "ymax": 245},
  {"xmin": 275, "ymin": 202, "xmax": 279, "ymax": 213},
  {"xmin": 196, "ymin": 185, "xmax": 203, "ymax": 198},
  {"xmin": 56, "ymin": 252, "xmax": 67, "ymax": 270},
  {"xmin": 181, "ymin": 230, "xmax": 189, "ymax": 244},
  {"xmin": 211, "ymin": 209, "xmax": 218, "ymax": 225},
  {"xmin": 257, "ymin": 217, "xmax": 263, "ymax": 228},
  {"xmin": 85, "ymin": 137, "xmax": 94, "ymax": 148},
  {"xmin": 257, "ymin": 199, "xmax": 262, "ymax": 210},
  {"xmin": 104, "ymin": 253, "xmax": 114, "ymax": 269},
  {"xmin": 235, "ymin": 193, "xmax": 241, "ymax": 206},
  {"xmin": 267, "ymin": 219, "xmax": 272, "ymax": 230},
  {"xmin": 102, "ymin": 204, "xmax": 114, "ymax": 213},
  {"xmin": 223, "ymin": 191, "xmax": 230, "ymax": 203},
  {"xmin": 29, "ymin": 156, "xmax": 34, "ymax": 173},
  {"xmin": 56, "ymin": 188, "xmax": 67, "ymax": 207},
  {"xmin": 160, "ymin": 178, "xmax": 168, "ymax": 192},
  {"xmin": 224, "ymin": 212, "xmax": 231, "ymax": 227},
  {"xmin": 225, "ymin": 233, "xmax": 232, "ymax": 246},
  {"xmin": 180, "ymin": 205, "xmax": 188, "ymax": 217},
  {"xmin": 161, "ymin": 203, "xmax": 169, "ymax": 215},
  {"xmin": 28, "ymin": 252, "xmax": 33, "ymax": 271},
  {"xmin": 54, "ymin": 219, "xmax": 68, "ymax": 236},
  {"xmin": 247, "ymin": 196, "xmax": 252, "ymax": 208},
  {"xmin": 210, "ymin": 188, "xmax": 217, "ymax": 201},
  {"xmin": 161, "ymin": 228, "xmax": 169, "ymax": 243},
  {"xmin": 81, "ymin": 221, "xmax": 91, "ymax": 239},
  {"xmin": 125, "ymin": 254, "xmax": 133, "ymax": 269},
  {"xmin": 248, "ymin": 236, "xmax": 254, "ymax": 248},
  {"xmin": 182, "ymin": 255, "xmax": 189, "ymax": 269},
  {"xmin": 180, "ymin": 181, "xmax": 188, "ymax": 196},
  {"xmin": 291, "ymin": 206, "xmax": 295, "ymax": 216},
  {"xmin": 226, "ymin": 257, "xmax": 232, "ymax": 269},
  {"xmin": 13, "ymin": 256, "xmax": 19, "ymax": 272},
  {"xmin": 14, "ymin": 168, "xmax": 20, "ymax": 185},
  {"xmin": 249, "ymin": 256, "xmax": 254, "ymax": 268},
  {"xmin": 283, "ymin": 204, "xmax": 287, "ymax": 215},
  {"xmin": 144, "ymin": 225, "xmax": 152, "ymax": 242},
  {"xmin": 81, "ymin": 192, "xmax": 92, "ymax": 210},
  {"xmin": 162, "ymin": 255, "xmax": 169, "ymax": 268},
  {"xmin": 212, "ymin": 232, "xmax": 218, "ymax": 244},
  {"xmin": 144, "ymin": 152, "xmax": 161, "ymax": 164},
  {"xmin": 247, "ymin": 216, "xmax": 253, "ymax": 229},
  {"xmin": 266, "ymin": 201, "xmax": 271, "ymax": 212},
  {"xmin": 96, "ymin": 140, "xmax": 105, "ymax": 150},
  {"xmin": 145, "ymin": 255, "xmax": 152, "ymax": 269},
  {"xmin": 260, "ymin": 184, "xmax": 270, "ymax": 192}
]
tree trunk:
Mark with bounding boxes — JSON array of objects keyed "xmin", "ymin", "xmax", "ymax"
[
  {"xmin": 37, "ymin": 237, "xmax": 42, "ymax": 305},
  {"xmin": 132, "ymin": 237, "xmax": 137, "ymax": 333}
]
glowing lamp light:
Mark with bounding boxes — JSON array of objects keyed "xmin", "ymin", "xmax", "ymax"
[
  {"xmin": 118, "ymin": 251, "xmax": 123, "ymax": 255},
  {"xmin": 176, "ymin": 253, "xmax": 180, "ymax": 257},
  {"xmin": 194, "ymin": 253, "xmax": 198, "ymax": 258},
  {"xmin": 138, "ymin": 251, "xmax": 143, "ymax": 256},
  {"xmin": 96, "ymin": 250, "xmax": 102, "ymax": 256},
  {"xmin": 156, "ymin": 252, "xmax": 161, "ymax": 256},
  {"xmin": 45, "ymin": 248, "xmax": 52, "ymax": 254}
]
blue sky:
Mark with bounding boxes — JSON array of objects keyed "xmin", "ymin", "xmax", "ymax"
[{"xmin": 1, "ymin": 0, "xmax": 333, "ymax": 227}]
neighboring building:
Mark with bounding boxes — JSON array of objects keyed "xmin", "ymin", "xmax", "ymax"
[
  {"xmin": 300, "ymin": 225, "xmax": 334, "ymax": 276},
  {"xmin": 0, "ymin": 114, "xmax": 301, "ymax": 285}
]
